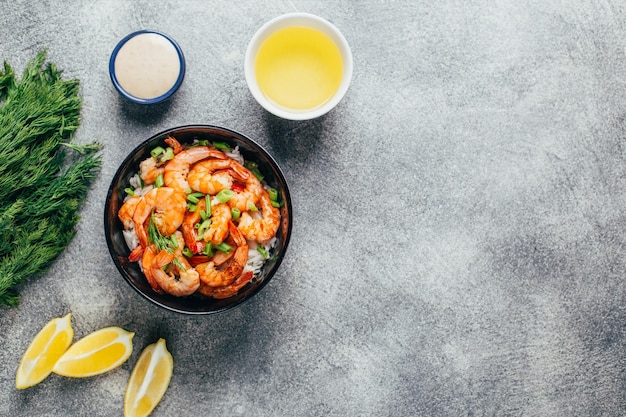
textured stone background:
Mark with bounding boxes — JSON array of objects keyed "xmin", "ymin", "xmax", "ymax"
[{"xmin": 1, "ymin": 1, "xmax": 625, "ymax": 416}]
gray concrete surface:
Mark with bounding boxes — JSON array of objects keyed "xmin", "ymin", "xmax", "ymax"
[{"xmin": 1, "ymin": 1, "xmax": 625, "ymax": 416}]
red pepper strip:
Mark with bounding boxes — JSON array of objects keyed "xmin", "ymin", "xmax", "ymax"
[
  {"xmin": 129, "ymin": 246, "xmax": 144, "ymax": 262},
  {"xmin": 189, "ymin": 255, "xmax": 210, "ymax": 267},
  {"xmin": 231, "ymin": 182, "xmax": 245, "ymax": 193}
]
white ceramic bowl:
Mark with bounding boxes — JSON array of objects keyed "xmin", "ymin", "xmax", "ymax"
[{"xmin": 244, "ymin": 13, "xmax": 353, "ymax": 120}]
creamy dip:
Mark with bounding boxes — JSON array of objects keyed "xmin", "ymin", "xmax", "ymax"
[{"xmin": 114, "ymin": 33, "xmax": 181, "ymax": 100}]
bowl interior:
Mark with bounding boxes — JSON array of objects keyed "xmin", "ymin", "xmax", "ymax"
[{"xmin": 104, "ymin": 125, "xmax": 292, "ymax": 314}]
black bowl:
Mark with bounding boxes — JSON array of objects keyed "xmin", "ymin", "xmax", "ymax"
[{"xmin": 104, "ymin": 125, "xmax": 292, "ymax": 314}]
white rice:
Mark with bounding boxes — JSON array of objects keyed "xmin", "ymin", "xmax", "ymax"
[
  {"xmin": 122, "ymin": 228, "xmax": 140, "ymax": 251},
  {"xmin": 225, "ymin": 145, "xmax": 244, "ymax": 165},
  {"xmin": 244, "ymin": 237, "xmax": 278, "ymax": 279}
]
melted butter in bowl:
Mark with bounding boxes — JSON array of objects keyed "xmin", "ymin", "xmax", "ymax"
[{"xmin": 109, "ymin": 30, "xmax": 185, "ymax": 104}]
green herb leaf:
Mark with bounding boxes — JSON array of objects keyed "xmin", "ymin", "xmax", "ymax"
[
  {"xmin": 148, "ymin": 213, "xmax": 177, "ymax": 253},
  {"xmin": 0, "ymin": 51, "xmax": 102, "ymax": 307}
]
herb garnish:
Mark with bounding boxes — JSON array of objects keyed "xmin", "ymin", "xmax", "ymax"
[{"xmin": 0, "ymin": 51, "xmax": 102, "ymax": 306}]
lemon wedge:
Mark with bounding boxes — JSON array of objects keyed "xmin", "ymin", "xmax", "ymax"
[
  {"xmin": 16, "ymin": 313, "xmax": 74, "ymax": 389},
  {"xmin": 52, "ymin": 326, "xmax": 134, "ymax": 377},
  {"xmin": 124, "ymin": 338, "xmax": 173, "ymax": 417}
]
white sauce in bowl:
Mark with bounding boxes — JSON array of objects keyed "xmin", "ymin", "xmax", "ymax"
[{"xmin": 113, "ymin": 33, "xmax": 181, "ymax": 100}]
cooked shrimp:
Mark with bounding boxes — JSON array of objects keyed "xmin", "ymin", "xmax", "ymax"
[
  {"xmin": 118, "ymin": 195, "xmax": 141, "ymax": 229},
  {"xmin": 227, "ymin": 167, "xmax": 264, "ymax": 212},
  {"xmin": 181, "ymin": 198, "xmax": 206, "ymax": 254},
  {"xmin": 197, "ymin": 271, "xmax": 254, "ymax": 299},
  {"xmin": 139, "ymin": 156, "xmax": 163, "ymax": 185},
  {"xmin": 187, "ymin": 159, "xmax": 249, "ymax": 195},
  {"xmin": 132, "ymin": 187, "xmax": 187, "ymax": 248},
  {"xmin": 181, "ymin": 199, "xmax": 231, "ymax": 254},
  {"xmin": 150, "ymin": 231, "xmax": 200, "ymax": 296},
  {"xmin": 196, "ymin": 221, "xmax": 248, "ymax": 287},
  {"xmin": 163, "ymin": 146, "xmax": 227, "ymax": 192},
  {"xmin": 237, "ymin": 190, "xmax": 280, "ymax": 242},
  {"xmin": 202, "ymin": 203, "xmax": 232, "ymax": 246},
  {"xmin": 141, "ymin": 244, "xmax": 163, "ymax": 293},
  {"xmin": 164, "ymin": 136, "xmax": 183, "ymax": 154}
]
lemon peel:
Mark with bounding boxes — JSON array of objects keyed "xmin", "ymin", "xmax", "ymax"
[
  {"xmin": 16, "ymin": 313, "xmax": 74, "ymax": 389},
  {"xmin": 52, "ymin": 326, "xmax": 134, "ymax": 378},
  {"xmin": 124, "ymin": 338, "xmax": 174, "ymax": 417}
]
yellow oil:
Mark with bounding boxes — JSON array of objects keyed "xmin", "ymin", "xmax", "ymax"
[{"xmin": 255, "ymin": 26, "xmax": 344, "ymax": 111}]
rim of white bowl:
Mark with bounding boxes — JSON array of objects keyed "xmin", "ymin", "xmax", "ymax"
[{"xmin": 244, "ymin": 13, "xmax": 353, "ymax": 120}]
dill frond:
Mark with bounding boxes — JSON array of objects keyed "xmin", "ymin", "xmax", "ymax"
[{"xmin": 0, "ymin": 51, "xmax": 102, "ymax": 307}]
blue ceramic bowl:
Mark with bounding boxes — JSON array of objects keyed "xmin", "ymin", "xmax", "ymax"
[{"xmin": 109, "ymin": 30, "xmax": 186, "ymax": 105}]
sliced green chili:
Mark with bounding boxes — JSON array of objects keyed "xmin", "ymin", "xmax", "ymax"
[
  {"xmin": 213, "ymin": 141, "xmax": 231, "ymax": 151},
  {"xmin": 160, "ymin": 147, "xmax": 175, "ymax": 162},
  {"xmin": 203, "ymin": 242, "xmax": 215, "ymax": 257},
  {"xmin": 244, "ymin": 161, "xmax": 264, "ymax": 181},
  {"xmin": 196, "ymin": 219, "xmax": 212, "ymax": 239},
  {"xmin": 154, "ymin": 173, "xmax": 164, "ymax": 188},
  {"xmin": 205, "ymin": 195, "xmax": 211, "ymax": 217},
  {"xmin": 150, "ymin": 146, "xmax": 165, "ymax": 158},
  {"xmin": 268, "ymin": 187, "xmax": 278, "ymax": 201},
  {"xmin": 215, "ymin": 189, "xmax": 235, "ymax": 203},
  {"xmin": 257, "ymin": 246, "xmax": 269, "ymax": 259},
  {"xmin": 187, "ymin": 192, "xmax": 204, "ymax": 204},
  {"xmin": 215, "ymin": 242, "xmax": 233, "ymax": 253}
]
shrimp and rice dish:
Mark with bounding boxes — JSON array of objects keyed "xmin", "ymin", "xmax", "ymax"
[{"xmin": 117, "ymin": 135, "xmax": 282, "ymax": 299}]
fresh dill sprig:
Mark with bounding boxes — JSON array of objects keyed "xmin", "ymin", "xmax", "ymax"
[
  {"xmin": 147, "ymin": 213, "xmax": 178, "ymax": 253},
  {"xmin": 0, "ymin": 50, "xmax": 102, "ymax": 307}
]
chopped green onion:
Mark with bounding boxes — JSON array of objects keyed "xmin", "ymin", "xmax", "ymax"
[
  {"xmin": 150, "ymin": 146, "xmax": 165, "ymax": 158},
  {"xmin": 154, "ymin": 173, "xmax": 164, "ymax": 188},
  {"xmin": 205, "ymin": 195, "xmax": 211, "ymax": 217},
  {"xmin": 231, "ymin": 207, "xmax": 241, "ymax": 220},
  {"xmin": 271, "ymin": 200, "xmax": 283, "ymax": 208},
  {"xmin": 187, "ymin": 192, "xmax": 204, "ymax": 204},
  {"xmin": 199, "ymin": 209, "xmax": 208, "ymax": 221},
  {"xmin": 138, "ymin": 173, "xmax": 145, "ymax": 188},
  {"xmin": 188, "ymin": 203, "xmax": 197, "ymax": 212},
  {"xmin": 197, "ymin": 139, "xmax": 209, "ymax": 146},
  {"xmin": 257, "ymin": 246, "xmax": 269, "ymax": 259},
  {"xmin": 268, "ymin": 187, "xmax": 278, "ymax": 201},
  {"xmin": 203, "ymin": 242, "xmax": 214, "ymax": 257},
  {"xmin": 170, "ymin": 234, "xmax": 179, "ymax": 248},
  {"xmin": 124, "ymin": 187, "xmax": 135, "ymax": 196},
  {"xmin": 182, "ymin": 247, "xmax": 193, "ymax": 257},
  {"xmin": 244, "ymin": 161, "xmax": 264, "ymax": 181},
  {"xmin": 161, "ymin": 147, "xmax": 175, "ymax": 162},
  {"xmin": 247, "ymin": 201, "xmax": 258, "ymax": 212},
  {"xmin": 215, "ymin": 242, "xmax": 232, "ymax": 253},
  {"xmin": 213, "ymin": 141, "xmax": 232, "ymax": 151},
  {"xmin": 196, "ymin": 219, "xmax": 212, "ymax": 239},
  {"xmin": 215, "ymin": 189, "xmax": 235, "ymax": 203}
]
